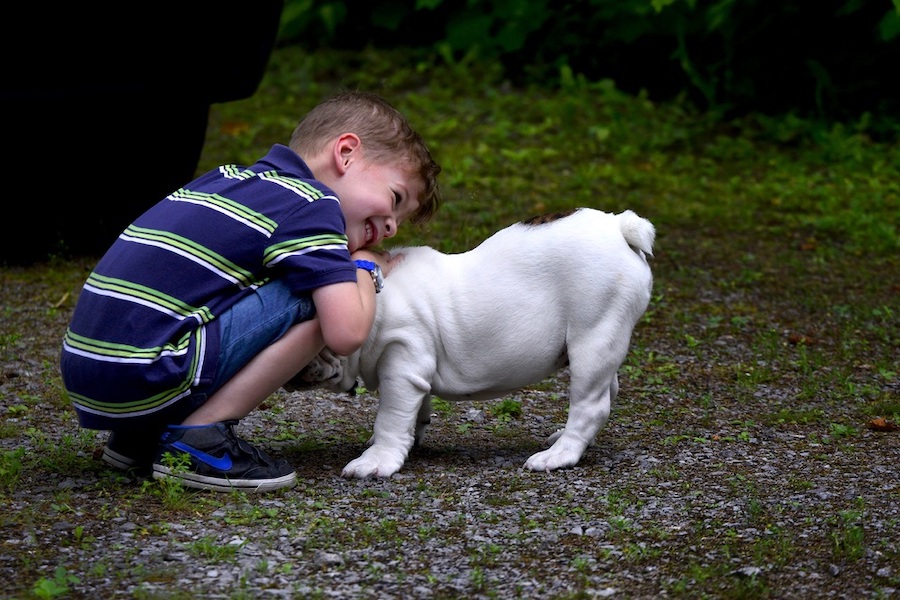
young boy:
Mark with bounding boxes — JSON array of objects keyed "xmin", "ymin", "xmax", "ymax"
[{"xmin": 60, "ymin": 91, "xmax": 441, "ymax": 493}]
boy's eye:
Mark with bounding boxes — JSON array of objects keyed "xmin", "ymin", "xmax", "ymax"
[{"xmin": 393, "ymin": 191, "xmax": 402, "ymax": 206}]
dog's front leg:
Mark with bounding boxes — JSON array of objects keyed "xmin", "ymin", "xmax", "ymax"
[{"xmin": 342, "ymin": 372, "xmax": 432, "ymax": 479}]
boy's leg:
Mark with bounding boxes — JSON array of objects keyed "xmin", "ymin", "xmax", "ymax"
[
  {"xmin": 182, "ymin": 318, "xmax": 324, "ymax": 425},
  {"xmin": 105, "ymin": 280, "xmax": 316, "ymax": 485},
  {"xmin": 151, "ymin": 280, "xmax": 322, "ymax": 492}
]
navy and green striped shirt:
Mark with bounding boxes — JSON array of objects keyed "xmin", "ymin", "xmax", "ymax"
[{"xmin": 60, "ymin": 144, "xmax": 357, "ymax": 429}]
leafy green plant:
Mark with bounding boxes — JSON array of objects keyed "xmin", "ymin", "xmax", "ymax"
[
  {"xmin": 147, "ymin": 452, "xmax": 197, "ymax": 509},
  {"xmin": 830, "ymin": 509, "xmax": 866, "ymax": 561},
  {"xmin": 430, "ymin": 396, "xmax": 453, "ymax": 416},
  {"xmin": 8, "ymin": 403, "xmax": 29, "ymax": 416},
  {"xmin": 31, "ymin": 566, "xmax": 80, "ymax": 599},
  {"xmin": 0, "ymin": 448, "xmax": 25, "ymax": 492},
  {"xmin": 0, "ymin": 332, "xmax": 21, "ymax": 356},
  {"xmin": 828, "ymin": 423, "xmax": 859, "ymax": 439},
  {"xmin": 456, "ymin": 423, "xmax": 472, "ymax": 435},
  {"xmin": 490, "ymin": 399, "xmax": 522, "ymax": 422},
  {"xmin": 189, "ymin": 536, "xmax": 244, "ymax": 561}
]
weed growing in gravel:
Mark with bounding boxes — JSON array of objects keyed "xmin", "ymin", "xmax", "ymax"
[
  {"xmin": 430, "ymin": 396, "xmax": 453, "ymax": 416},
  {"xmin": 4, "ymin": 403, "xmax": 27, "ymax": 418},
  {"xmin": 456, "ymin": 422, "xmax": 472, "ymax": 435},
  {"xmin": 468, "ymin": 542, "xmax": 503, "ymax": 568},
  {"xmin": 0, "ymin": 448, "xmax": 24, "ymax": 492},
  {"xmin": 827, "ymin": 422, "xmax": 859, "ymax": 439},
  {"xmin": 867, "ymin": 399, "xmax": 900, "ymax": 422},
  {"xmin": 67, "ymin": 524, "xmax": 96, "ymax": 551},
  {"xmin": 31, "ymin": 566, "xmax": 80, "ymax": 599},
  {"xmin": 222, "ymin": 501, "xmax": 283, "ymax": 526},
  {"xmin": 189, "ymin": 535, "xmax": 244, "ymax": 561},
  {"xmin": 145, "ymin": 451, "xmax": 196, "ymax": 509},
  {"xmin": 0, "ymin": 332, "xmax": 21, "ymax": 357},
  {"xmin": 25, "ymin": 428, "xmax": 96, "ymax": 473},
  {"xmin": 753, "ymin": 526, "xmax": 796, "ymax": 566},
  {"xmin": 830, "ymin": 507, "xmax": 867, "ymax": 562},
  {"xmin": 571, "ymin": 554, "xmax": 591, "ymax": 573},
  {"xmin": 470, "ymin": 566, "xmax": 486, "ymax": 591},
  {"xmin": 763, "ymin": 406, "xmax": 827, "ymax": 426},
  {"xmin": 490, "ymin": 398, "xmax": 523, "ymax": 421}
]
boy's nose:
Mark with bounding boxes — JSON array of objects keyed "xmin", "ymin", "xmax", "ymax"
[{"xmin": 384, "ymin": 219, "xmax": 396, "ymax": 237}]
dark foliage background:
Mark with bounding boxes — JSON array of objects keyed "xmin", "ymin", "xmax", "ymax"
[{"xmin": 278, "ymin": 0, "xmax": 900, "ymax": 137}]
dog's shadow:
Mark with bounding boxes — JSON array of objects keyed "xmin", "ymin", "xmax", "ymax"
[
  {"xmin": 279, "ymin": 385, "xmax": 616, "ymax": 477},
  {"xmin": 284, "ymin": 433, "xmax": 614, "ymax": 479}
]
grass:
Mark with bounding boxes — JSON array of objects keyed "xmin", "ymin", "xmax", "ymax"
[
  {"xmin": 0, "ymin": 45, "xmax": 897, "ymax": 598},
  {"xmin": 199, "ymin": 48, "xmax": 899, "ymax": 257}
]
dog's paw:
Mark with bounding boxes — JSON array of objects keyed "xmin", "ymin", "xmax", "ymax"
[
  {"xmin": 341, "ymin": 445, "xmax": 407, "ymax": 479},
  {"xmin": 303, "ymin": 350, "xmax": 344, "ymax": 382},
  {"xmin": 524, "ymin": 437, "xmax": 586, "ymax": 472},
  {"xmin": 524, "ymin": 449, "xmax": 581, "ymax": 472}
]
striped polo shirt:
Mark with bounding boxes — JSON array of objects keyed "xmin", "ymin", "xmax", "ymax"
[{"xmin": 60, "ymin": 144, "xmax": 357, "ymax": 429}]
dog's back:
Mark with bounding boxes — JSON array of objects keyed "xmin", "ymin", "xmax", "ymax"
[
  {"xmin": 517, "ymin": 207, "xmax": 654, "ymax": 259},
  {"xmin": 360, "ymin": 207, "xmax": 655, "ymax": 400},
  {"xmin": 473, "ymin": 207, "xmax": 654, "ymax": 311}
]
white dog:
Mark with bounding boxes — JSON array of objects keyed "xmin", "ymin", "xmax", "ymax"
[{"xmin": 292, "ymin": 207, "xmax": 655, "ymax": 478}]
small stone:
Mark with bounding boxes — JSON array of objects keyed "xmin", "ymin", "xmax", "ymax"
[{"xmin": 732, "ymin": 566, "xmax": 762, "ymax": 578}]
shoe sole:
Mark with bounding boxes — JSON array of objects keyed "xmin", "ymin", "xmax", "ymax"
[
  {"xmin": 151, "ymin": 465, "xmax": 297, "ymax": 492},
  {"xmin": 102, "ymin": 447, "xmax": 140, "ymax": 470}
]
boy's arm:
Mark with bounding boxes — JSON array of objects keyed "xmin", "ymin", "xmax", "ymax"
[{"xmin": 311, "ymin": 251, "xmax": 391, "ymax": 357}]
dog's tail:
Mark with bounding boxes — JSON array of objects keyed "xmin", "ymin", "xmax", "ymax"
[{"xmin": 618, "ymin": 210, "xmax": 655, "ymax": 259}]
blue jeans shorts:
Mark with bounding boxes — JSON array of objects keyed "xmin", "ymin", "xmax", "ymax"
[
  {"xmin": 159, "ymin": 279, "xmax": 315, "ymax": 425},
  {"xmin": 209, "ymin": 279, "xmax": 316, "ymax": 394}
]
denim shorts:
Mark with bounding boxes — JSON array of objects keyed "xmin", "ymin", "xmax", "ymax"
[{"xmin": 209, "ymin": 279, "xmax": 316, "ymax": 394}]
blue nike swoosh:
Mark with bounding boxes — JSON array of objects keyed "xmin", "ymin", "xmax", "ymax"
[{"xmin": 172, "ymin": 441, "xmax": 233, "ymax": 470}]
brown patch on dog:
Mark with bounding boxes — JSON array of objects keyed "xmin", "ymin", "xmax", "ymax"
[{"xmin": 521, "ymin": 208, "xmax": 580, "ymax": 226}]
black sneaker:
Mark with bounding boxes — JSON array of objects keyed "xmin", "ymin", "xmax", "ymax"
[
  {"xmin": 151, "ymin": 420, "xmax": 297, "ymax": 492},
  {"xmin": 102, "ymin": 429, "xmax": 164, "ymax": 472}
]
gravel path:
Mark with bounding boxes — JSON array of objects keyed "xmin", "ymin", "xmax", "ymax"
[{"xmin": 2, "ymin": 252, "xmax": 898, "ymax": 599}]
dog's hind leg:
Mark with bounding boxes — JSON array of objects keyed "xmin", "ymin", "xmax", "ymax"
[
  {"xmin": 547, "ymin": 374, "xmax": 617, "ymax": 447},
  {"xmin": 524, "ymin": 331, "xmax": 627, "ymax": 472},
  {"xmin": 414, "ymin": 396, "xmax": 433, "ymax": 448}
]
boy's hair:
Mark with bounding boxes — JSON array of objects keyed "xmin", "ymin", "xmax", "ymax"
[{"xmin": 289, "ymin": 91, "xmax": 441, "ymax": 225}]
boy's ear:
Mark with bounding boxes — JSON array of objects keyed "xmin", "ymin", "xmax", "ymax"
[{"xmin": 333, "ymin": 133, "xmax": 361, "ymax": 174}]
